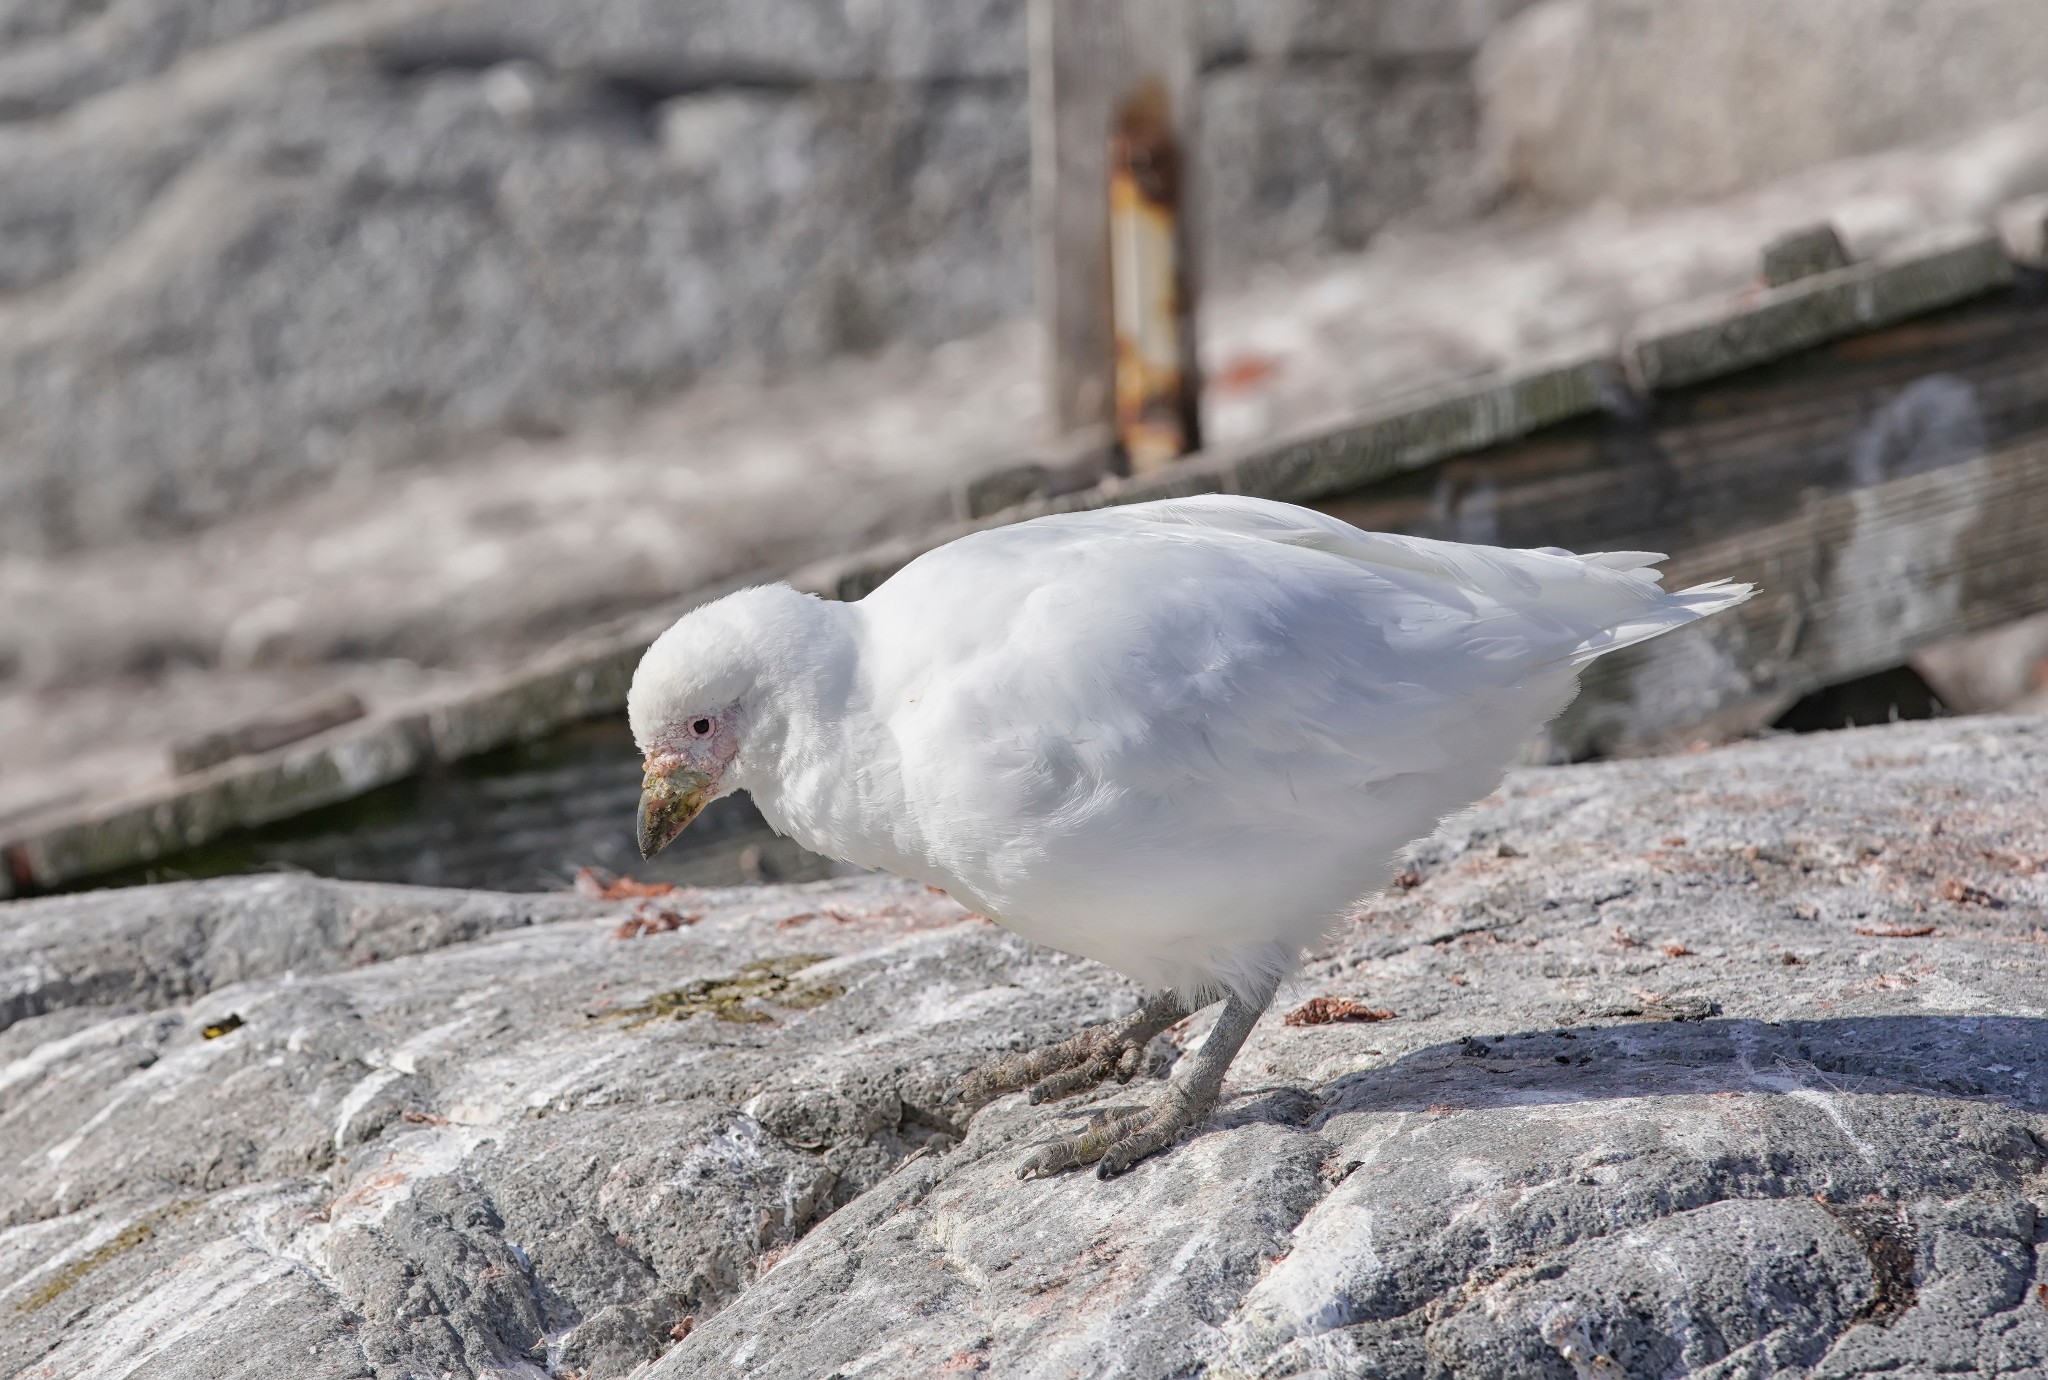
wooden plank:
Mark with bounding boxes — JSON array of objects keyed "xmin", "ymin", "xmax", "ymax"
[
  {"xmin": 1545, "ymin": 431, "xmax": 2048, "ymax": 759},
  {"xmin": 4, "ymin": 244, "xmax": 2031, "ymax": 892},
  {"xmin": 1626, "ymin": 226, "xmax": 2011, "ymax": 392},
  {"xmin": 6, "ymin": 715, "xmax": 431, "ymax": 891},
  {"xmin": 802, "ymin": 282, "xmax": 2048, "ymax": 601},
  {"xmin": 168, "ymin": 690, "xmax": 367, "ymax": 775},
  {"xmin": 1315, "ymin": 281, "xmax": 2048, "ymax": 565},
  {"xmin": 1231, "ymin": 354, "xmax": 1612, "ymax": 506},
  {"xmin": 0, "ymin": 594, "xmax": 727, "ymax": 894},
  {"xmin": 1760, "ymin": 222, "xmax": 1851, "ymax": 288},
  {"xmin": 1030, "ymin": 0, "xmax": 1199, "ymax": 451}
]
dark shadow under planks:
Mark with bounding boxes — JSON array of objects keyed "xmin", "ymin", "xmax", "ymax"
[{"xmin": 60, "ymin": 718, "xmax": 839, "ymax": 896}]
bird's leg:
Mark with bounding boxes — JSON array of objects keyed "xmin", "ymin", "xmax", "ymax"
[
  {"xmin": 949, "ymin": 988, "xmax": 1188, "ymax": 1112},
  {"xmin": 1016, "ymin": 973, "xmax": 1278, "ymax": 1181}
]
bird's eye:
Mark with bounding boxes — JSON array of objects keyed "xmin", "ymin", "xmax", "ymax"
[{"xmin": 689, "ymin": 717, "xmax": 713, "ymax": 738}]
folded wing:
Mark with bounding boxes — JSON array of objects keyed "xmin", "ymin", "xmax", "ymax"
[{"xmin": 1117, "ymin": 493, "xmax": 1753, "ymax": 670}]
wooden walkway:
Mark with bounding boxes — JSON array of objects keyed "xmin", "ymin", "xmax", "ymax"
[{"xmin": 7, "ymin": 225, "xmax": 2043, "ymax": 895}]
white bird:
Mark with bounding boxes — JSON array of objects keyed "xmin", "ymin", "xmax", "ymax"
[{"xmin": 628, "ymin": 494, "xmax": 1752, "ymax": 1177}]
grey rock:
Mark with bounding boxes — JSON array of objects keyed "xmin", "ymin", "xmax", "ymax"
[
  {"xmin": 0, "ymin": 873, "xmax": 601, "ymax": 1029},
  {"xmin": 0, "ymin": 0, "xmax": 1527, "ymax": 557},
  {"xmin": 1914, "ymin": 611, "xmax": 2048, "ymax": 717},
  {"xmin": 0, "ymin": 873, "xmax": 1136, "ymax": 1377},
  {"xmin": 2000, "ymin": 192, "xmax": 2048, "ymax": 269},
  {"xmin": 1478, "ymin": 0, "xmax": 2048, "ymax": 208},
  {"xmin": 5, "ymin": 714, "xmax": 2048, "ymax": 1378}
]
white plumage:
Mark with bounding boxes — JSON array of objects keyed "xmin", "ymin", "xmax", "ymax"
[
  {"xmin": 628, "ymin": 494, "xmax": 1752, "ymax": 1174},
  {"xmin": 633, "ymin": 493, "xmax": 1747, "ymax": 995}
]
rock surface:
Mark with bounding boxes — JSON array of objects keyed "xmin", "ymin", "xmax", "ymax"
[
  {"xmin": 5, "ymin": 714, "xmax": 2048, "ymax": 1377},
  {"xmin": 0, "ymin": 0, "xmax": 1519, "ymax": 557},
  {"xmin": 1479, "ymin": 0, "xmax": 2048, "ymax": 207}
]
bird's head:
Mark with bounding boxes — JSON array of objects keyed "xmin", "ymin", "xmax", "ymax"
[{"xmin": 626, "ymin": 584, "xmax": 828, "ymax": 859}]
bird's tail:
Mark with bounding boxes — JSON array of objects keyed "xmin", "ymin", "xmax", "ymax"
[{"xmin": 1566, "ymin": 578, "xmax": 1756, "ymax": 667}]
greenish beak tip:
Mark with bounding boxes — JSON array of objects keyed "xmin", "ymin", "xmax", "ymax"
[{"xmin": 637, "ymin": 764, "xmax": 716, "ymax": 860}]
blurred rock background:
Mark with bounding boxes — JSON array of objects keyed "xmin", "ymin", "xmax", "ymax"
[
  {"xmin": 1481, "ymin": 0, "xmax": 2048, "ymax": 207},
  {"xmin": 0, "ymin": 0, "xmax": 1524, "ymax": 556},
  {"xmin": 6, "ymin": 0, "xmax": 2048, "ymax": 834}
]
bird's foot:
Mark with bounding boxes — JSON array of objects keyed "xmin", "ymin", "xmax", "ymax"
[
  {"xmin": 1015, "ymin": 1086, "xmax": 1214, "ymax": 1180},
  {"xmin": 1007, "ymin": 978, "xmax": 1278, "ymax": 1181},
  {"xmin": 947, "ymin": 990, "xmax": 1185, "ymax": 1113}
]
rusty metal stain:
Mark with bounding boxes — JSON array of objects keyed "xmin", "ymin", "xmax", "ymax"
[
  {"xmin": 1109, "ymin": 77, "xmax": 1195, "ymax": 474},
  {"xmin": 4, "ymin": 841, "xmax": 36, "ymax": 893}
]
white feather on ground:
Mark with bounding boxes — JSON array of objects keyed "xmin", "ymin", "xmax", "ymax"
[{"xmin": 628, "ymin": 494, "xmax": 1754, "ymax": 1004}]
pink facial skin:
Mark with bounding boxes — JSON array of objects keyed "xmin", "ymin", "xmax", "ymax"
[{"xmin": 636, "ymin": 705, "xmax": 742, "ymax": 858}]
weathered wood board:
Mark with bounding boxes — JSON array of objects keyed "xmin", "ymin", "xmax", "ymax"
[
  {"xmin": 3, "ymin": 235, "xmax": 2036, "ymax": 892},
  {"xmin": 1316, "ymin": 276, "xmax": 2048, "ymax": 561},
  {"xmin": 1550, "ymin": 431, "xmax": 2048, "ymax": 757},
  {"xmin": 1312, "ymin": 274, "xmax": 2048, "ymax": 757}
]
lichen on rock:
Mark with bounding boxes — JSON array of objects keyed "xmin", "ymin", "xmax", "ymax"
[{"xmin": 610, "ymin": 954, "xmax": 844, "ymax": 1026}]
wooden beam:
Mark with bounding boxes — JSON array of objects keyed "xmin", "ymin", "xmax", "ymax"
[
  {"xmin": 1300, "ymin": 282, "xmax": 2048, "ymax": 757},
  {"xmin": 1546, "ymin": 431, "xmax": 2048, "ymax": 758},
  {"xmin": 1030, "ymin": 0, "xmax": 1200, "ymax": 464},
  {"xmin": 1314, "ymin": 284, "xmax": 2048, "ymax": 571},
  {"xmin": 167, "ymin": 690, "xmax": 367, "ymax": 776},
  {"xmin": 6, "ymin": 248, "xmax": 2032, "ymax": 891},
  {"xmin": 1626, "ymin": 227, "xmax": 2008, "ymax": 392}
]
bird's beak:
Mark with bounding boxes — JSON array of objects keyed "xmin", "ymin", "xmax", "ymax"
[{"xmin": 637, "ymin": 760, "xmax": 717, "ymax": 859}]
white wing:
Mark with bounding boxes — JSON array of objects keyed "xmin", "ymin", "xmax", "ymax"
[
  {"xmin": 1118, "ymin": 493, "xmax": 1752, "ymax": 668},
  {"xmin": 847, "ymin": 494, "xmax": 1752, "ymax": 995}
]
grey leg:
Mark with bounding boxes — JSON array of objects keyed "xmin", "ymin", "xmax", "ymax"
[
  {"xmin": 1016, "ymin": 973, "xmax": 1279, "ymax": 1180},
  {"xmin": 949, "ymin": 989, "xmax": 1188, "ymax": 1113}
]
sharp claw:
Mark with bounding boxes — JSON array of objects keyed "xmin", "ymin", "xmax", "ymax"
[
  {"xmin": 965, "ymin": 1004, "xmax": 1199, "ymax": 1181},
  {"xmin": 1028, "ymin": 1057, "xmax": 1116, "ymax": 1105},
  {"xmin": 1016, "ymin": 1144, "xmax": 1070, "ymax": 1179}
]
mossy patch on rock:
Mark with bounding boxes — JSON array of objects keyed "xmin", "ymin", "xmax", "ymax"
[
  {"xmin": 16, "ymin": 1200, "xmax": 199, "ymax": 1317},
  {"xmin": 615, "ymin": 954, "xmax": 845, "ymax": 1026}
]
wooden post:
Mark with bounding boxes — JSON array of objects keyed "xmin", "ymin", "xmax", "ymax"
[{"xmin": 1030, "ymin": 0, "xmax": 1201, "ymax": 472}]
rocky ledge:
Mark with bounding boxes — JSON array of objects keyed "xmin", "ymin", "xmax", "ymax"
[{"xmin": 4, "ymin": 714, "xmax": 2047, "ymax": 1379}]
